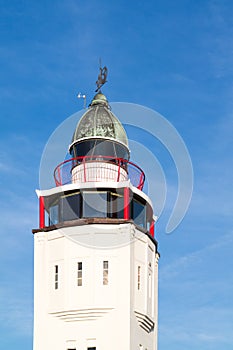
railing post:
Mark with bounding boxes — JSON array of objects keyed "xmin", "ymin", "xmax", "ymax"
[
  {"xmin": 117, "ymin": 158, "xmax": 121, "ymax": 182},
  {"xmin": 138, "ymin": 172, "xmax": 143, "ymax": 190},
  {"xmin": 57, "ymin": 166, "xmax": 61, "ymax": 186},
  {"xmin": 39, "ymin": 196, "xmax": 45, "ymax": 228},
  {"xmin": 124, "ymin": 187, "xmax": 130, "ymax": 220},
  {"xmin": 83, "ymin": 156, "xmax": 87, "ymax": 182}
]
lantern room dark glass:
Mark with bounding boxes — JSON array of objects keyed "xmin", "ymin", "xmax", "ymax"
[
  {"xmin": 70, "ymin": 139, "xmax": 129, "ymax": 161},
  {"xmin": 59, "ymin": 194, "xmax": 81, "ymax": 222},
  {"xmin": 46, "ymin": 190, "xmax": 152, "ymax": 232}
]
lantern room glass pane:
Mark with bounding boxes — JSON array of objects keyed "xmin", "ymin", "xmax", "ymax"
[
  {"xmin": 133, "ymin": 199, "xmax": 146, "ymax": 228},
  {"xmin": 59, "ymin": 193, "xmax": 80, "ymax": 222},
  {"xmin": 72, "ymin": 139, "xmax": 129, "ymax": 160},
  {"xmin": 75, "ymin": 140, "xmax": 96, "ymax": 157},
  {"xmin": 109, "ymin": 192, "xmax": 124, "ymax": 219},
  {"xmin": 114, "ymin": 142, "xmax": 129, "ymax": 160},
  {"xmin": 82, "ymin": 191, "xmax": 107, "ymax": 218},
  {"xmin": 49, "ymin": 204, "xmax": 59, "ymax": 225},
  {"xmin": 93, "ymin": 140, "xmax": 115, "ymax": 157}
]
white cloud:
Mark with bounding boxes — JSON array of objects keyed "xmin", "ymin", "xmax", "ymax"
[{"xmin": 197, "ymin": 332, "xmax": 226, "ymax": 342}]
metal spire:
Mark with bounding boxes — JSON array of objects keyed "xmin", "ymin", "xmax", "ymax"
[{"xmin": 95, "ymin": 59, "xmax": 108, "ymax": 92}]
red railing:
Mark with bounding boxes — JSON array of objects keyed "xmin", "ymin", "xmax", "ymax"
[{"xmin": 54, "ymin": 156, "xmax": 145, "ymax": 190}]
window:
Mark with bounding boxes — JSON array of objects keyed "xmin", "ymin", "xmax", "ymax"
[
  {"xmin": 132, "ymin": 199, "xmax": 146, "ymax": 228},
  {"xmin": 148, "ymin": 272, "xmax": 152, "ymax": 299},
  {"xmin": 48, "ymin": 190, "xmax": 136, "ymax": 223},
  {"xmin": 59, "ymin": 193, "xmax": 81, "ymax": 222},
  {"xmin": 146, "ymin": 204, "xmax": 153, "ymax": 232},
  {"xmin": 137, "ymin": 266, "xmax": 141, "ymax": 290},
  {"xmin": 66, "ymin": 339, "xmax": 76, "ymax": 350},
  {"xmin": 73, "ymin": 139, "xmax": 129, "ymax": 160},
  {"xmin": 77, "ymin": 262, "xmax": 82, "ymax": 286},
  {"xmin": 82, "ymin": 191, "xmax": 107, "ymax": 218},
  {"xmin": 87, "ymin": 338, "xmax": 96, "ymax": 349},
  {"xmin": 49, "ymin": 204, "xmax": 59, "ymax": 225},
  {"xmin": 55, "ymin": 265, "xmax": 58, "ymax": 289},
  {"xmin": 109, "ymin": 192, "xmax": 124, "ymax": 219},
  {"xmin": 103, "ymin": 260, "xmax": 109, "ymax": 285}
]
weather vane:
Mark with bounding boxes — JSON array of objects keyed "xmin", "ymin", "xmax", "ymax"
[
  {"xmin": 95, "ymin": 59, "xmax": 108, "ymax": 92},
  {"xmin": 77, "ymin": 92, "xmax": 86, "ymax": 109}
]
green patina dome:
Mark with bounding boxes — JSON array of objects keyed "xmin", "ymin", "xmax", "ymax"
[{"xmin": 70, "ymin": 93, "xmax": 129, "ymax": 148}]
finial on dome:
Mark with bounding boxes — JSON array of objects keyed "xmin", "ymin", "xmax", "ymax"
[
  {"xmin": 95, "ymin": 59, "xmax": 108, "ymax": 93},
  {"xmin": 90, "ymin": 92, "xmax": 109, "ymax": 107}
]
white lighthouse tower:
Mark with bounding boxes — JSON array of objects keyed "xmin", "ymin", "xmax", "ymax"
[{"xmin": 33, "ymin": 72, "xmax": 159, "ymax": 350}]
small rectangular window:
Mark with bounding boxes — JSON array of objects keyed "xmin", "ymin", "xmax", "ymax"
[
  {"xmin": 137, "ymin": 266, "xmax": 141, "ymax": 290},
  {"xmin": 103, "ymin": 260, "xmax": 109, "ymax": 285},
  {"xmin": 77, "ymin": 262, "xmax": 82, "ymax": 286},
  {"xmin": 149, "ymin": 272, "xmax": 152, "ymax": 298},
  {"xmin": 55, "ymin": 265, "xmax": 58, "ymax": 289},
  {"xmin": 66, "ymin": 339, "xmax": 76, "ymax": 350}
]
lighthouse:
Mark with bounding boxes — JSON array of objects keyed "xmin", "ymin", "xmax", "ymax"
[{"xmin": 33, "ymin": 70, "xmax": 159, "ymax": 350}]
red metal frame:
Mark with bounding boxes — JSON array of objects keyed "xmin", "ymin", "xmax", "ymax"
[
  {"xmin": 39, "ymin": 196, "xmax": 45, "ymax": 228},
  {"xmin": 54, "ymin": 155, "xmax": 145, "ymax": 190},
  {"xmin": 124, "ymin": 187, "xmax": 130, "ymax": 220},
  {"xmin": 117, "ymin": 158, "xmax": 121, "ymax": 182},
  {"xmin": 150, "ymin": 220, "xmax": 155, "ymax": 237}
]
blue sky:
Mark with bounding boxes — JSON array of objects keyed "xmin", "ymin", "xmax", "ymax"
[{"xmin": 0, "ymin": 0, "xmax": 233, "ymax": 349}]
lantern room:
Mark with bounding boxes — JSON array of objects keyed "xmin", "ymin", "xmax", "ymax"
[
  {"xmin": 69, "ymin": 93, "xmax": 129, "ymax": 160},
  {"xmin": 37, "ymin": 91, "xmax": 156, "ymax": 237},
  {"xmin": 66, "ymin": 93, "xmax": 130, "ymax": 185}
]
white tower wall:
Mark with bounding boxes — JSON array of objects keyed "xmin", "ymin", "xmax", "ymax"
[{"xmin": 33, "ymin": 223, "xmax": 158, "ymax": 350}]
